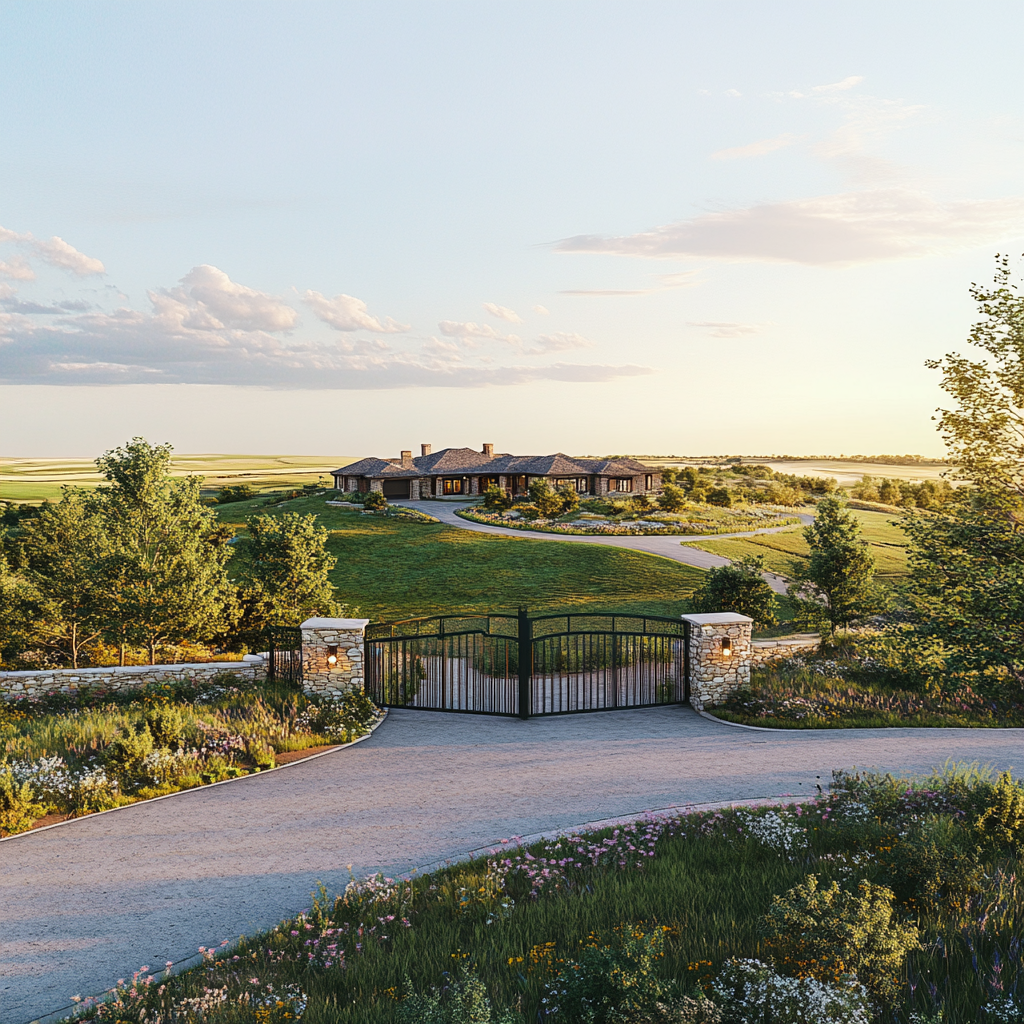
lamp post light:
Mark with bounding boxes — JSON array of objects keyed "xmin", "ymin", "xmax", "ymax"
[
  {"xmin": 327, "ymin": 645, "xmax": 338, "ymax": 666},
  {"xmin": 721, "ymin": 637, "xmax": 732, "ymax": 657}
]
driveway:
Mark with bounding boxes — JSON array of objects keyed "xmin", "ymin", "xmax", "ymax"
[
  {"xmin": 396, "ymin": 500, "xmax": 811, "ymax": 594},
  {"xmin": 3, "ymin": 707, "xmax": 1020, "ymax": 1024}
]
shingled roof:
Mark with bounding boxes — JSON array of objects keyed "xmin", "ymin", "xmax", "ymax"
[{"xmin": 333, "ymin": 448, "xmax": 652, "ymax": 478}]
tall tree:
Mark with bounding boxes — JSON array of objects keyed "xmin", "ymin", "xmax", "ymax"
[
  {"xmin": 234, "ymin": 512, "xmax": 341, "ymax": 642},
  {"xmin": 96, "ymin": 438, "xmax": 237, "ymax": 664},
  {"xmin": 796, "ymin": 497, "xmax": 875, "ymax": 633},
  {"xmin": 692, "ymin": 555, "xmax": 778, "ymax": 628},
  {"xmin": 21, "ymin": 489, "xmax": 109, "ymax": 668},
  {"xmin": 0, "ymin": 538, "xmax": 34, "ymax": 667},
  {"xmin": 903, "ymin": 255, "xmax": 1024, "ymax": 681}
]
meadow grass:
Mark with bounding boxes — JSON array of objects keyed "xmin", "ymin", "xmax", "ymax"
[
  {"xmin": 65, "ymin": 767, "xmax": 1024, "ymax": 1024},
  {"xmin": 683, "ymin": 509, "xmax": 910, "ymax": 579},
  {"xmin": 217, "ymin": 495, "xmax": 705, "ymax": 621}
]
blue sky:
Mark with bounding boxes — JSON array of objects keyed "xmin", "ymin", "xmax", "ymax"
[{"xmin": 2, "ymin": 2, "xmax": 1023, "ymax": 457}]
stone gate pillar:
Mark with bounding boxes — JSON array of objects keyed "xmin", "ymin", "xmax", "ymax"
[
  {"xmin": 680, "ymin": 612, "xmax": 753, "ymax": 711},
  {"xmin": 300, "ymin": 617, "xmax": 370, "ymax": 698}
]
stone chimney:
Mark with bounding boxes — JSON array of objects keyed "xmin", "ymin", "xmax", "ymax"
[
  {"xmin": 400, "ymin": 450, "xmax": 413, "ymax": 467},
  {"xmin": 421, "ymin": 443, "xmax": 432, "ymax": 457},
  {"xmin": 482, "ymin": 443, "xmax": 494, "ymax": 458}
]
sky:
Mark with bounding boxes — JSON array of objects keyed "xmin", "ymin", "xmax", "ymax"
[{"xmin": 2, "ymin": 1, "xmax": 1024, "ymax": 459}]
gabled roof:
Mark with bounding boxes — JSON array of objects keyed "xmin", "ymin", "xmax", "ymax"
[
  {"xmin": 414, "ymin": 447, "xmax": 500, "ymax": 473},
  {"xmin": 332, "ymin": 457, "xmax": 420, "ymax": 479},
  {"xmin": 487, "ymin": 453, "xmax": 591, "ymax": 476},
  {"xmin": 575, "ymin": 456, "xmax": 652, "ymax": 475}
]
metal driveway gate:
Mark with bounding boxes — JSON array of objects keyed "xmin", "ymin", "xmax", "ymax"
[
  {"xmin": 266, "ymin": 625, "xmax": 303, "ymax": 685},
  {"xmin": 365, "ymin": 610, "xmax": 690, "ymax": 717}
]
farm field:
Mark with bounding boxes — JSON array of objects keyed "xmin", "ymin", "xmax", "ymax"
[
  {"xmin": 216, "ymin": 494, "xmax": 704, "ymax": 620},
  {"xmin": 683, "ymin": 508, "xmax": 910, "ymax": 578},
  {"xmin": 0, "ymin": 454, "xmax": 357, "ymax": 503}
]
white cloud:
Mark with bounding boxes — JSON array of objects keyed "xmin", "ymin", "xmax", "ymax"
[
  {"xmin": 712, "ymin": 133, "xmax": 800, "ymax": 161},
  {"xmin": 724, "ymin": 89, "xmax": 742, "ymax": 98},
  {"xmin": 524, "ymin": 332, "xmax": 593, "ymax": 355},
  {"xmin": 157, "ymin": 265, "xmax": 299, "ymax": 332},
  {"xmin": 438, "ymin": 320, "xmax": 512, "ymax": 341},
  {"xmin": 0, "ymin": 225, "xmax": 105, "ymax": 276},
  {"xmin": 0, "ymin": 256, "xmax": 35, "ymax": 281},
  {"xmin": 688, "ymin": 321, "xmax": 765, "ymax": 338},
  {"xmin": 555, "ymin": 189, "xmax": 1024, "ymax": 266},
  {"xmin": 482, "ymin": 302, "xmax": 522, "ymax": 323},
  {"xmin": 532, "ymin": 305, "xmax": 550, "ymax": 315},
  {"xmin": 304, "ymin": 290, "xmax": 410, "ymax": 333},
  {"xmin": 813, "ymin": 75, "xmax": 864, "ymax": 94}
]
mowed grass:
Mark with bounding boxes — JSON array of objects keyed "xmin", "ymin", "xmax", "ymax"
[
  {"xmin": 217, "ymin": 495, "xmax": 704, "ymax": 620},
  {"xmin": 683, "ymin": 509, "xmax": 910, "ymax": 579}
]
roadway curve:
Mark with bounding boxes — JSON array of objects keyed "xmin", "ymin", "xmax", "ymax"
[
  {"xmin": 395, "ymin": 500, "xmax": 812, "ymax": 594},
  {"xmin": 3, "ymin": 708, "xmax": 1021, "ymax": 1024}
]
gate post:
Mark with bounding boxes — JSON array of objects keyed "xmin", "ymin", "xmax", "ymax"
[
  {"xmin": 679, "ymin": 612, "xmax": 752, "ymax": 711},
  {"xmin": 517, "ymin": 607, "xmax": 532, "ymax": 720},
  {"xmin": 301, "ymin": 617, "xmax": 371, "ymax": 698}
]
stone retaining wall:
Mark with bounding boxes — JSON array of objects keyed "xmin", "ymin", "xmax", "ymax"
[
  {"xmin": 0, "ymin": 659, "xmax": 265, "ymax": 701},
  {"xmin": 750, "ymin": 633, "xmax": 821, "ymax": 666}
]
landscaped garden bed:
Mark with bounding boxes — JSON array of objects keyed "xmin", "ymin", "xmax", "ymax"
[
  {"xmin": 0, "ymin": 675, "xmax": 381, "ymax": 836},
  {"xmin": 58, "ymin": 764, "xmax": 1024, "ymax": 1023},
  {"xmin": 457, "ymin": 502, "xmax": 799, "ymax": 537}
]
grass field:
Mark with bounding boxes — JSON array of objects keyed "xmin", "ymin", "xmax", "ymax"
[
  {"xmin": 683, "ymin": 509, "xmax": 910, "ymax": 579},
  {"xmin": 216, "ymin": 494, "xmax": 704, "ymax": 620},
  {"xmin": 0, "ymin": 454, "xmax": 357, "ymax": 503}
]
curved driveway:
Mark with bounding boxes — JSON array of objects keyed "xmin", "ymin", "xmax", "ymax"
[
  {"xmin": 3, "ymin": 707, "xmax": 1021, "ymax": 1024},
  {"xmin": 397, "ymin": 500, "xmax": 812, "ymax": 594}
]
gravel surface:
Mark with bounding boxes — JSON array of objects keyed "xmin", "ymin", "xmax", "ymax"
[{"xmin": 3, "ymin": 707, "xmax": 1021, "ymax": 1023}]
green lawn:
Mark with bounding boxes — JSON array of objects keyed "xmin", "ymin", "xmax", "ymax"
[
  {"xmin": 217, "ymin": 495, "xmax": 705, "ymax": 621},
  {"xmin": 683, "ymin": 509, "xmax": 910, "ymax": 579}
]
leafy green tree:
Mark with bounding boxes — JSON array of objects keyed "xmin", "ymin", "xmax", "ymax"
[
  {"xmin": 95, "ymin": 438, "xmax": 237, "ymax": 664},
  {"xmin": 481, "ymin": 484, "xmax": 513, "ymax": 511},
  {"xmin": 556, "ymin": 484, "xmax": 580, "ymax": 515},
  {"xmin": 657, "ymin": 483, "xmax": 686, "ymax": 512},
  {"xmin": 236, "ymin": 512, "xmax": 340, "ymax": 636},
  {"xmin": 678, "ymin": 466, "xmax": 700, "ymax": 493},
  {"xmin": 0, "ymin": 541, "xmax": 34, "ymax": 667},
  {"xmin": 21, "ymin": 489, "xmax": 109, "ymax": 668},
  {"xmin": 795, "ymin": 497, "xmax": 875, "ymax": 633},
  {"xmin": 527, "ymin": 479, "xmax": 564, "ymax": 518},
  {"xmin": 692, "ymin": 555, "xmax": 778, "ymax": 628},
  {"xmin": 706, "ymin": 486, "xmax": 732, "ymax": 507},
  {"xmin": 903, "ymin": 256, "xmax": 1024, "ymax": 683},
  {"xmin": 217, "ymin": 484, "xmax": 256, "ymax": 504}
]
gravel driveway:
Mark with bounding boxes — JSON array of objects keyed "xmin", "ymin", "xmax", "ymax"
[{"xmin": 2, "ymin": 707, "xmax": 1020, "ymax": 1023}]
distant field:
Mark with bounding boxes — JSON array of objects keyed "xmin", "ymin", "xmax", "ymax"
[
  {"xmin": 683, "ymin": 508, "xmax": 910, "ymax": 578},
  {"xmin": 216, "ymin": 494, "xmax": 704, "ymax": 620},
  {"xmin": 639, "ymin": 456, "xmax": 953, "ymax": 486},
  {"xmin": 0, "ymin": 454, "xmax": 358, "ymax": 503}
]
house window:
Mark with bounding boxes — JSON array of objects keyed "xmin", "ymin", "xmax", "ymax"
[
  {"xmin": 479, "ymin": 476, "xmax": 501, "ymax": 491},
  {"xmin": 645, "ymin": 475, "xmax": 653, "ymax": 490},
  {"xmin": 442, "ymin": 478, "xmax": 464, "ymax": 495},
  {"xmin": 613, "ymin": 478, "xmax": 633, "ymax": 492}
]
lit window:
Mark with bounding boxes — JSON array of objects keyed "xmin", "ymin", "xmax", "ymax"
[{"xmin": 442, "ymin": 478, "xmax": 464, "ymax": 495}]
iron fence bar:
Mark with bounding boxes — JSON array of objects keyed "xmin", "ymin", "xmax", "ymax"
[{"xmin": 518, "ymin": 607, "xmax": 531, "ymax": 719}]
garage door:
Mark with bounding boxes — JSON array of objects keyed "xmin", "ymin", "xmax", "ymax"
[{"xmin": 382, "ymin": 480, "xmax": 411, "ymax": 499}]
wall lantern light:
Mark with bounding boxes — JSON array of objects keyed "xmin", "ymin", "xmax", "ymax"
[
  {"xmin": 721, "ymin": 637, "xmax": 732, "ymax": 657},
  {"xmin": 327, "ymin": 645, "xmax": 338, "ymax": 666}
]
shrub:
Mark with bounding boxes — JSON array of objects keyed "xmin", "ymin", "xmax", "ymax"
[
  {"xmin": 545, "ymin": 926, "xmax": 676, "ymax": 1023},
  {"xmin": 691, "ymin": 555, "xmax": 777, "ymax": 628},
  {"xmin": 712, "ymin": 959, "xmax": 870, "ymax": 1024},
  {"xmin": 363, "ymin": 491, "xmax": 388, "ymax": 511},
  {"xmin": 0, "ymin": 770, "xmax": 45, "ymax": 835},
  {"xmin": 528, "ymin": 480, "xmax": 565, "ymax": 518},
  {"xmin": 558, "ymin": 485, "xmax": 581, "ymax": 515},
  {"xmin": 482, "ymin": 485, "xmax": 513, "ymax": 512},
  {"xmin": 397, "ymin": 965, "xmax": 522, "ymax": 1024},
  {"xmin": 103, "ymin": 726, "xmax": 156, "ymax": 789},
  {"xmin": 144, "ymin": 704, "xmax": 186, "ymax": 749},
  {"xmin": 658, "ymin": 485, "xmax": 686, "ymax": 512},
  {"xmin": 706, "ymin": 487, "xmax": 732, "ymax": 507},
  {"xmin": 975, "ymin": 770, "xmax": 1024, "ymax": 853},
  {"xmin": 216, "ymin": 484, "xmax": 257, "ymax": 504},
  {"xmin": 763, "ymin": 875, "xmax": 919, "ymax": 1001}
]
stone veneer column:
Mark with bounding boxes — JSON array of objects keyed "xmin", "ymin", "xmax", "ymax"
[
  {"xmin": 680, "ymin": 612, "xmax": 753, "ymax": 711},
  {"xmin": 301, "ymin": 617, "xmax": 370, "ymax": 698}
]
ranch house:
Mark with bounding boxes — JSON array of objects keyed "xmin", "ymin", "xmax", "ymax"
[{"xmin": 331, "ymin": 444, "xmax": 661, "ymax": 501}]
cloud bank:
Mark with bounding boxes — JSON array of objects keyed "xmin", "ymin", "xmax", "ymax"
[{"xmin": 555, "ymin": 189, "xmax": 1024, "ymax": 266}]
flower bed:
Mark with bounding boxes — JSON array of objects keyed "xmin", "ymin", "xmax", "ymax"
[
  {"xmin": 0, "ymin": 676, "xmax": 381, "ymax": 836},
  {"xmin": 457, "ymin": 506, "xmax": 799, "ymax": 537},
  {"xmin": 59, "ymin": 765, "xmax": 1024, "ymax": 1023}
]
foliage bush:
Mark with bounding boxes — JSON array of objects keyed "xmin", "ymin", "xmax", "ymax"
[
  {"xmin": 762, "ymin": 875, "xmax": 919, "ymax": 1001},
  {"xmin": 975, "ymin": 771, "xmax": 1024, "ymax": 854},
  {"xmin": 0, "ymin": 769, "xmax": 45, "ymax": 835},
  {"xmin": 690, "ymin": 555, "xmax": 777, "ymax": 628},
  {"xmin": 398, "ymin": 965, "xmax": 522, "ymax": 1024},
  {"xmin": 657, "ymin": 485, "xmax": 686, "ymax": 512},
  {"xmin": 363, "ymin": 490, "xmax": 389, "ymax": 511},
  {"xmin": 706, "ymin": 488, "xmax": 732, "ymax": 507},
  {"xmin": 216, "ymin": 484, "xmax": 257, "ymax": 504},
  {"xmin": 482, "ymin": 485, "xmax": 514, "ymax": 512}
]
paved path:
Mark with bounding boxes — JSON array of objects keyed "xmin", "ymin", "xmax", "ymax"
[
  {"xmin": 395, "ymin": 501, "xmax": 812, "ymax": 594},
  {"xmin": 3, "ymin": 708, "xmax": 1021, "ymax": 1024}
]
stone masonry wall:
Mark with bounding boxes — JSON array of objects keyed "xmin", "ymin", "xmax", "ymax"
[
  {"xmin": 0, "ymin": 660, "xmax": 264, "ymax": 702},
  {"xmin": 301, "ymin": 617, "xmax": 370, "ymax": 698},
  {"xmin": 750, "ymin": 634, "xmax": 821, "ymax": 667},
  {"xmin": 681, "ymin": 612, "xmax": 753, "ymax": 711}
]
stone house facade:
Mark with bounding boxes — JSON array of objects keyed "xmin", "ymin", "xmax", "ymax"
[{"xmin": 331, "ymin": 443, "xmax": 661, "ymax": 500}]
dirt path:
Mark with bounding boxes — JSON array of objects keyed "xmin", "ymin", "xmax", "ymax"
[
  {"xmin": 397, "ymin": 500, "xmax": 811, "ymax": 594},
  {"xmin": 3, "ymin": 707, "xmax": 1021, "ymax": 1024}
]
